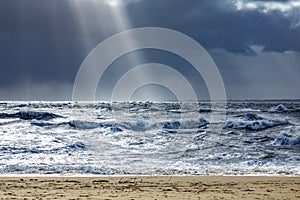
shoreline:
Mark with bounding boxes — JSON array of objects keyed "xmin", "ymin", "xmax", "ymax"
[
  {"xmin": 0, "ymin": 176, "xmax": 299, "ymax": 199},
  {"xmin": 0, "ymin": 174, "xmax": 299, "ymax": 177}
]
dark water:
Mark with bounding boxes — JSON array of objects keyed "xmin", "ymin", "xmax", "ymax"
[{"xmin": 0, "ymin": 101, "xmax": 299, "ymax": 175}]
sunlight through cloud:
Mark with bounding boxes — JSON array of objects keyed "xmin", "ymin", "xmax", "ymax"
[
  {"xmin": 105, "ymin": 0, "xmax": 140, "ymax": 6},
  {"xmin": 234, "ymin": 0, "xmax": 300, "ymax": 13},
  {"xmin": 106, "ymin": 0, "xmax": 120, "ymax": 6},
  {"xmin": 233, "ymin": 0, "xmax": 300, "ymax": 28},
  {"xmin": 71, "ymin": 0, "xmax": 145, "ymax": 100},
  {"xmin": 71, "ymin": 0, "xmax": 134, "ymax": 46}
]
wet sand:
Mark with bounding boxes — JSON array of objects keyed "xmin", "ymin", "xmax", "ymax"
[{"xmin": 0, "ymin": 176, "xmax": 299, "ymax": 199}]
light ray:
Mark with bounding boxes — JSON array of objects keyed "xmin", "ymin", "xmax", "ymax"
[
  {"xmin": 71, "ymin": 0, "xmax": 145, "ymax": 100},
  {"xmin": 111, "ymin": 63, "xmax": 198, "ymax": 102}
]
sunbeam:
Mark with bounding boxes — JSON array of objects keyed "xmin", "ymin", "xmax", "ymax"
[
  {"xmin": 71, "ymin": 0, "xmax": 136, "ymax": 50},
  {"xmin": 71, "ymin": 0, "xmax": 146, "ymax": 100}
]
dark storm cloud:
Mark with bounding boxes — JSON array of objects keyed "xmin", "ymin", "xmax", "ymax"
[
  {"xmin": 0, "ymin": 0, "xmax": 118, "ymax": 94},
  {"xmin": 0, "ymin": 0, "xmax": 81, "ymax": 87},
  {"xmin": 210, "ymin": 48, "xmax": 300, "ymax": 99},
  {"xmin": 0, "ymin": 0, "xmax": 299, "ymax": 100},
  {"xmin": 125, "ymin": 0, "xmax": 300, "ymax": 53}
]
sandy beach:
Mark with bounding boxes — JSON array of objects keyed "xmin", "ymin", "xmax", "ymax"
[{"xmin": 0, "ymin": 176, "xmax": 299, "ymax": 199}]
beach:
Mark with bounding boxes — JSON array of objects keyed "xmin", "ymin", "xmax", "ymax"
[{"xmin": 0, "ymin": 176, "xmax": 299, "ymax": 199}]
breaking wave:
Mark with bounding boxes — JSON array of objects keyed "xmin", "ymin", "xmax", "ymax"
[
  {"xmin": 31, "ymin": 117, "xmax": 210, "ymax": 132},
  {"xmin": 31, "ymin": 120, "xmax": 123, "ymax": 132},
  {"xmin": 273, "ymin": 126, "xmax": 300, "ymax": 146},
  {"xmin": 0, "ymin": 111, "xmax": 62, "ymax": 120},
  {"xmin": 225, "ymin": 113, "xmax": 290, "ymax": 131}
]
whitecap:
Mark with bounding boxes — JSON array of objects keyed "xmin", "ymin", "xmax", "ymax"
[
  {"xmin": 225, "ymin": 113, "xmax": 290, "ymax": 131},
  {"xmin": 270, "ymin": 104, "xmax": 287, "ymax": 113}
]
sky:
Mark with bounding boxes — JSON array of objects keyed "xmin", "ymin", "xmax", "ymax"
[{"xmin": 0, "ymin": 0, "xmax": 299, "ymax": 101}]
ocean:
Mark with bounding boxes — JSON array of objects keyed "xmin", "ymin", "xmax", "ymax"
[{"xmin": 0, "ymin": 101, "xmax": 299, "ymax": 175}]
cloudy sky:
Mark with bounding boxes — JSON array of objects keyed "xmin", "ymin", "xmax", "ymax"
[{"xmin": 0, "ymin": 0, "xmax": 299, "ymax": 100}]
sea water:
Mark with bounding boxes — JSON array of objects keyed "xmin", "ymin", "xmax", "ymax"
[{"xmin": 0, "ymin": 101, "xmax": 299, "ymax": 175}]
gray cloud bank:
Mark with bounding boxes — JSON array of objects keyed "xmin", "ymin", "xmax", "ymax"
[{"xmin": 0, "ymin": 0, "xmax": 299, "ymax": 100}]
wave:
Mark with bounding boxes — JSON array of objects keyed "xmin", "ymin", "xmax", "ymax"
[
  {"xmin": 273, "ymin": 134, "xmax": 300, "ymax": 146},
  {"xmin": 31, "ymin": 120, "xmax": 123, "ymax": 132},
  {"xmin": 225, "ymin": 113, "xmax": 290, "ymax": 131},
  {"xmin": 273, "ymin": 126, "xmax": 300, "ymax": 146},
  {"xmin": 66, "ymin": 142, "xmax": 86, "ymax": 150},
  {"xmin": 0, "ymin": 141, "xmax": 87, "ymax": 155},
  {"xmin": 227, "ymin": 108, "xmax": 262, "ymax": 113},
  {"xmin": 121, "ymin": 120, "xmax": 158, "ymax": 132},
  {"xmin": 31, "ymin": 117, "xmax": 210, "ymax": 132},
  {"xmin": 0, "ymin": 164, "xmax": 114, "ymax": 175},
  {"xmin": 270, "ymin": 104, "xmax": 287, "ymax": 113},
  {"xmin": 163, "ymin": 118, "xmax": 208, "ymax": 130},
  {"xmin": 269, "ymin": 104, "xmax": 300, "ymax": 113},
  {"xmin": 240, "ymin": 113, "xmax": 263, "ymax": 121},
  {"xmin": 0, "ymin": 111, "xmax": 62, "ymax": 120}
]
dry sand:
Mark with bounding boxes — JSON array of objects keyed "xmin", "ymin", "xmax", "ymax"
[{"xmin": 0, "ymin": 176, "xmax": 299, "ymax": 199}]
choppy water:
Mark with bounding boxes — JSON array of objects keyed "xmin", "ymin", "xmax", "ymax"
[{"xmin": 0, "ymin": 101, "xmax": 299, "ymax": 175}]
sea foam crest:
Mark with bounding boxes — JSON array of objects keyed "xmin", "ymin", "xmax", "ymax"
[
  {"xmin": 273, "ymin": 134, "xmax": 300, "ymax": 146},
  {"xmin": 273, "ymin": 126, "xmax": 300, "ymax": 146},
  {"xmin": 31, "ymin": 120, "xmax": 123, "ymax": 132},
  {"xmin": 270, "ymin": 104, "xmax": 287, "ymax": 113},
  {"xmin": 0, "ymin": 111, "xmax": 62, "ymax": 120},
  {"xmin": 225, "ymin": 113, "xmax": 290, "ymax": 131},
  {"xmin": 162, "ymin": 118, "xmax": 209, "ymax": 130}
]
